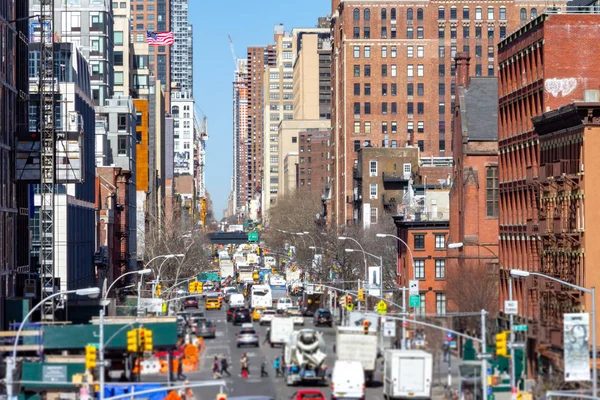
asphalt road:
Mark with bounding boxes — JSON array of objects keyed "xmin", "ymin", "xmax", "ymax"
[{"xmin": 186, "ymin": 304, "xmax": 385, "ymax": 400}]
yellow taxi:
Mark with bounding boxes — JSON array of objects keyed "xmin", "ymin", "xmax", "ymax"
[
  {"xmin": 206, "ymin": 296, "xmax": 221, "ymax": 310},
  {"xmin": 252, "ymin": 307, "xmax": 266, "ymax": 321}
]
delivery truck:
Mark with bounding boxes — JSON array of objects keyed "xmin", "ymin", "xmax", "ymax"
[
  {"xmin": 336, "ymin": 327, "xmax": 379, "ymax": 383},
  {"xmin": 270, "ymin": 316, "xmax": 295, "ymax": 347},
  {"xmin": 383, "ymin": 350, "xmax": 433, "ymax": 399}
]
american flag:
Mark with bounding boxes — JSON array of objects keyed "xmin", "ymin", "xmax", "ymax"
[{"xmin": 146, "ymin": 31, "xmax": 175, "ymax": 46}]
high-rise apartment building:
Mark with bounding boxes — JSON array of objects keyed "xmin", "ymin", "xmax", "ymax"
[
  {"xmin": 244, "ymin": 45, "xmax": 275, "ymax": 218},
  {"xmin": 330, "ymin": 0, "xmax": 555, "ymax": 226},
  {"xmin": 262, "ymin": 25, "xmax": 294, "ymax": 212},
  {"xmin": 131, "ymin": 0, "xmax": 171, "ymax": 106},
  {"xmin": 232, "ymin": 59, "xmax": 249, "ymax": 218},
  {"xmin": 170, "ymin": 0, "xmax": 193, "ymax": 92},
  {"xmin": 113, "ymin": 0, "xmax": 134, "ymax": 96},
  {"xmin": 172, "ymin": 91, "xmax": 195, "ymax": 176}
]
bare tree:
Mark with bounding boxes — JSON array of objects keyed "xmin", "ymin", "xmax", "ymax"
[{"xmin": 446, "ymin": 260, "xmax": 499, "ymax": 332}]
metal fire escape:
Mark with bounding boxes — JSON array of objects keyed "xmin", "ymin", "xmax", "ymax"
[{"xmin": 39, "ymin": 0, "xmax": 57, "ymax": 320}]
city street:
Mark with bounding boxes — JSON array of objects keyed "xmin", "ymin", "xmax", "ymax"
[{"xmin": 185, "ymin": 306, "xmax": 385, "ymax": 400}]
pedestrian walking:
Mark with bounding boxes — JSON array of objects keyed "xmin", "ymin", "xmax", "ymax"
[
  {"xmin": 220, "ymin": 354, "xmax": 231, "ymax": 377},
  {"xmin": 263, "ymin": 327, "xmax": 271, "ymax": 345},
  {"xmin": 260, "ymin": 356, "xmax": 268, "ymax": 377},
  {"xmin": 241, "ymin": 353, "xmax": 249, "ymax": 379},
  {"xmin": 212, "ymin": 356, "xmax": 222, "ymax": 379},
  {"xmin": 273, "ymin": 356, "xmax": 282, "ymax": 377},
  {"xmin": 177, "ymin": 354, "xmax": 186, "ymax": 381}
]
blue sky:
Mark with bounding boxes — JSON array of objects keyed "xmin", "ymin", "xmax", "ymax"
[{"xmin": 190, "ymin": 0, "xmax": 330, "ymax": 220}]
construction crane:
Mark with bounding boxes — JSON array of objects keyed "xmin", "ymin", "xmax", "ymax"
[
  {"xmin": 228, "ymin": 35, "xmax": 239, "ymax": 72},
  {"xmin": 39, "ymin": 0, "xmax": 57, "ymax": 320},
  {"xmin": 194, "ymin": 106, "xmax": 208, "ymax": 231}
]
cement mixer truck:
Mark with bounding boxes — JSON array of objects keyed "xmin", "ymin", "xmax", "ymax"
[{"xmin": 284, "ymin": 329, "xmax": 329, "ymax": 386}]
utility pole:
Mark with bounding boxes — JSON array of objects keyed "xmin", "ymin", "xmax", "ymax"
[
  {"xmin": 481, "ymin": 309, "xmax": 488, "ymax": 400},
  {"xmin": 509, "ymin": 276, "xmax": 516, "ymax": 394}
]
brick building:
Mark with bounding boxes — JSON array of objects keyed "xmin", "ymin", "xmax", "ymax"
[
  {"xmin": 448, "ymin": 53, "xmax": 499, "ymax": 269},
  {"xmin": 297, "ymin": 130, "xmax": 333, "ymax": 199},
  {"xmin": 353, "ymin": 147, "xmax": 419, "ymax": 228},
  {"xmin": 498, "ymin": 12, "xmax": 600, "ymax": 371},
  {"xmin": 393, "ymin": 186, "xmax": 450, "ymax": 316},
  {"xmin": 330, "ymin": 0, "xmax": 562, "ymax": 226}
]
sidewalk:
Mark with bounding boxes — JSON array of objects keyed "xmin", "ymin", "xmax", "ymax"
[{"xmin": 432, "ymin": 350, "xmax": 462, "ymax": 392}]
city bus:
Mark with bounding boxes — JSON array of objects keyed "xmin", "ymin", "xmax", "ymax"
[{"xmin": 251, "ymin": 284, "xmax": 273, "ymax": 309}]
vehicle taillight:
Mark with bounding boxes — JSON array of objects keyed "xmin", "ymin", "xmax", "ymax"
[
  {"xmin": 362, "ymin": 383, "xmax": 366, "ymax": 393},
  {"xmin": 255, "ymin": 334, "xmax": 259, "ymax": 338},
  {"xmin": 331, "ymin": 383, "xmax": 335, "ymax": 391},
  {"xmin": 237, "ymin": 335, "xmax": 242, "ymax": 339}
]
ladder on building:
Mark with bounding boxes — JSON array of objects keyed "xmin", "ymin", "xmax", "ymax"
[{"xmin": 39, "ymin": 0, "xmax": 56, "ymax": 321}]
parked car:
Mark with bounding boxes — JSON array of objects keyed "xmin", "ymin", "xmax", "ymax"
[
  {"xmin": 233, "ymin": 308, "xmax": 252, "ymax": 325},
  {"xmin": 237, "ymin": 327, "xmax": 259, "ymax": 348},
  {"xmin": 290, "ymin": 390, "xmax": 326, "ymax": 400},
  {"xmin": 287, "ymin": 307, "xmax": 305, "ymax": 326},
  {"xmin": 183, "ymin": 296, "xmax": 199, "ymax": 309},
  {"xmin": 196, "ymin": 320, "xmax": 216, "ymax": 339},
  {"xmin": 313, "ymin": 309, "xmax": 333, "ymax": 327},
  {"xmin": 259, "ymin": 309, "xmax": 276, "ymax": 326}
]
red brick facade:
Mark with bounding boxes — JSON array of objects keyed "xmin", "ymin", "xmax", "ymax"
[{"xmin": 297, "ymin": 130, "xmax": 332, "ymax": 198}]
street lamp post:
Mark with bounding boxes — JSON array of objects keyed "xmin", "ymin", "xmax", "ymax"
[
  {"xmin": 149, "ymin": 254, "xmax": 185, "ymax": 300},
  {"xmin": 6, "ymin": 287, "xmax": 101, "ymax": 399},
  {"xmin": 338, "ymin": 236, "xmax": 367, "ymax": 312},
  {"xmin": 375, "ymin": 233, "xmax": 415, "ymax": 350},
  {"xmin": 510, "ymin": 269, "xmax": 597, "ymax": 398},
  {"xmin": 103, "ymin": 269, "xmax": 152, "ymax": 315}
]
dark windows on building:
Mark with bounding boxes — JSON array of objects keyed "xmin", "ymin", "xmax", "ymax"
[
  {"xmin": 354, "ymin": 8, "xmax": 360, "ymax": 21},
  {"xmin": 417, "ymin": 8, "xmax": 423, "ymax": 20},
  {"xmin": 407, "ymin": 8, "xmax": 413, "ymax": 20},
  {"xmin": 364, "ymin": 64, "xmax": 371, "ymax": 77},
  {"xmin": 417, "ymin": 140, "xmax": 424, "ymax": 152},
  {"xmin": 414, "ymin": 234, "xmax": 425, "ymax": 249},
  {"xmin": 486, "ymin": 166, "xmax": 499, "ymax": 217}
]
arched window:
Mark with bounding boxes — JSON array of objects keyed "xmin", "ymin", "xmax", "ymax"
[
  {"xmin": 463, "ymin": 6, "xmax": 469, "ymax": 19},
  {"xmin": 520, "ymin": 8, "xmax": 527, "ymax": 20},
  {"xmin": 417, "ymin": 8, "xmax": 424, "ymax": 20},
  {"xmin": 364, "ymin": 8, "xmax": 370, "ymax": 21},
  {"xmin": 450, "ymin": 6, "xmax": 457, "ymax": 19},
  {"xmin": 353, "ymin": 8, "xmax": 360, "ymax": 21},
  {"xmin": 499, "ymin": 6, "xmax": 507, "ymax": 20},
  {"xmin": 531, "ymin": 8, "xmax": 537, "ymax": 18},
  {"xmin": 475, "ymin": 7, "xmax": 482, "ymax": 19},
  {"xmin": 391, "ymin": 8, "xmax": 397, "ymax": 20},
  {"xmin": 171, "ymin": 106, "xmax": 179, "ymax": 115},
  {"xmin": 407, "ymin": 8, "xmax": 413, "ymax": 20},
  {"xmin": 438, "ymin": 7, "xmax": 445, "ymax": 19},
  {"xmin": 381, "ymin": 8, "xmax": 387, "ymax": 20}
]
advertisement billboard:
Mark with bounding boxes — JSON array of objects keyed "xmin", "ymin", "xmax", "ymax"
[{"xmin": 564, "ymin": 312, "xmax": 591, "ymax": 382}]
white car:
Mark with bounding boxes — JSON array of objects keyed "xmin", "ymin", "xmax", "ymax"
[
  {"xmin": 276, "ymin": 298, "xmax": 293, "ymax": 313},
  {"xmin": 287, "ymin": 307, "xmax": 305, "ymax": 326},
  {"xmin": 260, "ymin": 309, "xmax": 276, "ymax": 325}
]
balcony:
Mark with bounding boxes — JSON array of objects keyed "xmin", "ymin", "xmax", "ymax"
[
  {"xmin": 382, "ymin": 172, "xmax": 409, "ymax": 183},
  {"xmin": 353, "ymin": 167, "xmax": 362, "ymax": 180}
]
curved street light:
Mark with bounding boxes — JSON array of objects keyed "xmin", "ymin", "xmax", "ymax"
[{"xmin": 103, "ymin": 269, "xmax": 152, "ymax": 313}]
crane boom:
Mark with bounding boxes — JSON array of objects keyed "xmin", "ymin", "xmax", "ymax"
[{"xmin": 228, "ymin": 35, "xmax": 239, "ymax": 72}]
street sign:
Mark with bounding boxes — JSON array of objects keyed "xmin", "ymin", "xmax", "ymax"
[
  {"xmin": 504, "ymin": 300, "xmax": 518, "ymax": 315},
  {"xmin": 449, "ymin": 341, "xmax": 457, "ymax": 349},
  {"xmin": 248, "ymin": 232, "xmax": 259, "ymax": 242},
  {"xmin": 513, "ymin": 324, "xmax": 528, "ymax": 332},
  {"xmin": 377, "ymin": 300, "xmax": 388, "ymax": 314},
  {"xmin": 43, "ymin": 365, "xmax": 67, "ymax": 383},
  {"xmin": 409, "ymin": 295, "xmax": 421, "ymax": 308},
  {"xmin": 383, "ymin": 321, "xmax": 396, "ymax": 337},
  {"xmin": 476, "ymin": 353, "xmax": 493, "ymax": 360},
  {"xmin": 409, "ymin": 280, "xmax": 419, "ymax": 296},
  {"xmin": 446, "ymin": 332, "xmax": 453, "ymax": 341}
]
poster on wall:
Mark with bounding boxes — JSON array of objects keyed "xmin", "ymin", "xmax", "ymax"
[{"xmin": 564, "ymin": 312, "xmax": 591, "ymax": 382}]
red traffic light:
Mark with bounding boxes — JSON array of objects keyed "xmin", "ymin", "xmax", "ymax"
[{"xmin": 363, "ymin": 320, "xmax": 370, "ymax": 327}]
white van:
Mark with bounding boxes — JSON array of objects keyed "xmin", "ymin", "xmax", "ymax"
[
  {"xmin": 331, "ymin": 360, "xmax": 365, "ymax": 400},
  {"xmin": 276, "ymin": 297, "xmax": 293, "ymax": 312},
  {"xmin": 229, "ymin": 293, "xmax": 245, "ymax": 307}
]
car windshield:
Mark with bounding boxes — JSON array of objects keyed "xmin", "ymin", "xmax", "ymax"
[
  {"xmin": 240, "ymin": 329, "xmax": 255, "ymax": 335},
  {"xmin": 318, "ymin": 311, "xmax": 331, "ymax": 316}
]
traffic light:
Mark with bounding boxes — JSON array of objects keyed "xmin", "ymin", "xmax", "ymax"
[
  {"xmin": 189, "ymin": 281, "xmax": 197, "ymax": 293},
  {"xmin": 216, "ymin": 393, "xmax": 227, "ymax": 400},
  {"xmin": 347, "ymin": 295, "xmax": 353, "ymax": 305},
  {"xmin": 127, "ymin": 329, "xmax": 138, "ymax": 352},
  {"xmin": 138, "ymin": 328, "xmax": 146, "ymax": 352},
  {"xmin": 363, "ymin": 320, "xmax": 370, "ymax": 335},
  {"xmin": 495, "ymin": 330, "xmax": 509, "ymax": 357},
  {"xmin": 85, "ymin": 345, "xmax": 97, "ymax": 370},
  {"xmin": 155, "ymin": 284, "xmax": 162, "ymax": 297},
  {"xmin": 358, "ymin": 288, "xmax": 365, "ymax": 301},
  {"xmin": 197, "ymin": 282, "xmax": 203, "ymax": 293},
  {"xmin": 142, "ymin": 328, "xmax": 153, "ymax": 352}
]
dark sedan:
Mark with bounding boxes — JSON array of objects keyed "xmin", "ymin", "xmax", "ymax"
[
  {"xmin": 233, "ymin": 308, "xmax": 251, "ymax": 325},
  {"xmin": 313, "ymin": 309, "xmax": 333, "ymax": 327},
  {"xmin": 227, "ymin": 306, "xmax": 241, "ymax": 322}
]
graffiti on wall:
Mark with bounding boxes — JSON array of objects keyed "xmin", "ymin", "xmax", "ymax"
[{"xmin": 544, "ymin": 78, "xmax": 577, "ymax": 98}]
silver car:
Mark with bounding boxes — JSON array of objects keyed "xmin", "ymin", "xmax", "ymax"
[{"xmin": 237, "ymin": 327, "xmax": 259, "ymax": 348}]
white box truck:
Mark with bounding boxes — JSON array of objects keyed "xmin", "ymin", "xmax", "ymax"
[
  {"xmin": 336, "ymin": 327, "xmax": 379, "ymax": 383},
  {"xmin": 383, "ymin": 350, "xmax": 433, "ymax": 399},
  {"xmin": 220, "ymin": 260, "xmax": 234, "ymax": 280},
  {"xmin": 270, "ymin": 317, "xmax": 294, "ymax": 347}
]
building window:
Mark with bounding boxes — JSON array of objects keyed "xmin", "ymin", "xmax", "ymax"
[
  {"xmin": 114, "ymin": 71, "xmax": 124, "ymax": 85},
  {"xmin": 117, "ymin": 114, "xmax": 127, "ymax": 130},
  {"xmin": 364, "ymin": 64, "xmax": 371, "ymax": 77},
  {"xmin": 292, "ymin": 137, "xmax": 297, "ymax": 143},
  {"xmin": 531, "ymin": 8, "xmax": 537, "ymax": 18},
  {"xmin": 500, "ymin": 6, "xmax": 507, "ymax": 19},
  {"xmin": 370, "ymin": 208, "xmax": 378, "ymax": 224},
  {"xmin": 417, "ymin": 293, "xmax": 426, "ymax": 315},
  {"xmin": 365, "ymin": 102, "xmax": 371, "ymax": 114},
  {"xmin": 417, "ymin": 83, "xmax": 424, "ymax": 96},
  {"xmin": 365, "ymin": 121, "xmax": 371, "ymax": 133},
  {"xmin": 114, "ymin": 51, "xmax": 123, "ymax": 66},
  {"xmin": 500, "ymin": 26, "xmax": 506, "ymax": 39},
  {"xmin": 364, "ymin": 8, "xmax": 370, "ymax": 20},
  {"xmin": 382, "ymin": 84, "xmax": 388, "ymax": 96},
  {"xmin": 407, "ymin": 84, "xmax": 414, "ymax": 96},
  {"xmin": 354, "ymin": 121, "xmax": 361, "ymax": 134},
  {"xmin": 487, "ymin": 6, "xmax": 494, "ymax": 19},
  {"xmin": 438, "ymin": 28, "xmax": 445, "ymax": 39},
  {"xmin": 391, "ymin": 8, "xmax": 397, "ymax": 20},
  {"xmin": 391, "ymin": 46, "xmax": 397, "ymax": 58},
  {"xmin": 408, "ymin": 121, "xmax": 414, "ymax": 133},
  {"xmin": 364, "ymin": 27, "xmax": 371, "ymax": 39},
  {"xmin": 354, "ymin": 8, "xmax": 360, "ymax": 21},
  {"xmin": 370, "ymin": 183, "xmax": 378, "ymax": 199},
  {"xmin": 439, "ymin": 64, "xmax": 445, "ymax": 77},
  {"xmin": 476, "ymin": 64, "xmax": 482, "ymax": 76},
  {"xmin": 114, "ymin": 31, "xmax": 123, "ymax": 45},
  {"xmin": 476, "ymin": 46, "xmax": 483, "ymax": 57},
  {"xmin": 414, "ymin": 260, "xmax": 425, "ymax": 279},
  {"xmin": 407, "ymin": 65, "xmax": 413, "ymax": 77},
  {"xmin": 417, "ymin": 27, "xmax": 424, "ymax": 38},
  {"xmin": 475, "ymin": 7, "xmax": 482, "ymax": 19},
  {"xmin": 354, "ymin": 65, "xmax": 360, "ymax": 77},
  {"xmin": 391, "ymin": 65, "xmax": 397, "ymax": 77},
  {"xmin": 365, "ymin": 83, "xmax": 371, "ymax": 96},
  {"xmin": 435, "ymin": 234, "xmax": 445, "ymax": 249},
  {"xmin": 407, "ymin": 27, "xmax": 413, "ymax": 39},
  {"xmin": 463, "ymin": 26, "xmax": 470, "ymax": 39},
  {"xmin": 438, "ymin": 7, "xmax": 445, "ymax": 19},
  {"xmin": 382, "ymin": 102, "xmax": 388, "ymax": 114},
  {"xmin": 417, "ymin": 102, "xmax": 424, "ymax": 114},
  {"xmin": 407, "ymin": 46, "xmax": 414, "ymax": 58},
  {"xmin": 417, "ymin": 8, "xmax": 423, "ymax": 20},
  {"xmin": 436, "ymin": 293, "xmax": 446, "ymax": 315},
  {"xmin": 382, "ymin": 46, "xmax": 387, "ymax": 58},
  {"xmin": 118, "ymin": 135, "xmax": 127, "ymax": 155},
  {"xmin": 476, "ymin": 26, "xmax": 482, "ymax": 38},
  {"xmin": 364, "ymin": 46, "xmax": 371, "ymax": 58},
  {"xmin": 354, "ymin": 102, "xmax": 361, "ymax": 115},
  {"xmin": 391, "ymin": 84, "xmax": 397, "ymax": 96},
  {"xmin": 354, "ymin": 83, "xmax": 360, "ymax": 96},
  {"xmin": 486, "ymin": 166, "xmax": 499, "ymax": 217},
  {"xmin": 488, "ymin": 65, "xmax": 495, "ymax": 76},
  {"xmin": 439, "ymin": 102, "xmax": 445, "ymax": 114},
  {"xmin": 353, "ymin": 46, "xmax": 360, "ymax": 58},
  {"xmin": 520, "ymin": 8, "xmax": 527, "ymax": 20},
  {"xmin": 381, "ymin": 8, "xmax": 387, "ymax": 20},
  {"xmin": 417, "ymin": 64, "xmax": 424, "ymax": 77},
  {"xmin": 370, "ymin": 161, "xmax": 377, "ymax": 176},
  {"xmin": 353, "ymin": 27, "xmax": 360, "ymax": 39},
  {"xmin": 414, "ymin": 234, "xmax": 425, "ymax": 250},
  {"xmin": 391, "ymin": 121, "xmax": 397, "ymax": 133},
  {"xmin": 417, "ymin": 121, "xmax": 424, "ymax": 133},
  {"xmin": 354, "ymin": 140, "xmax": 361, "ymax": 152},
  {"xmin": 435, "ymin": 260, "xmax": 446, "ymax": 279},
  {"xmin": 417, "ymin": 46, "xmax": 424, "ymax": 58},
  {"xmin": 418, "ymin": 140, "xmax": 424, "ymax": 152},
  {"xmin": 381, "ymin": 27, "xmax": 387, "ymax": 38},
  {"xmin": 382, "ymin": 65, "xmax": 388, "ymax": 77},
  {"xmin": 451, "ymin": 27, "xmax": 457, "ymax": 39},
  {"xmin": 450, "ymin": 7, "xmax": 457, "ymax": 19},
  {"xmin": 407, "ymin": 8, "xmax": 413, "ymax": 20},
  {"xmin": 407, "ymin": 102, "xmax": 414, "ymax": 115},
  {"xmin": 488, "ymin": 27, "xmax": 494, "ymax": 39},
  {"xmin": 463, "ymin": 6, "xmax": 469, "ymax": 19}
]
